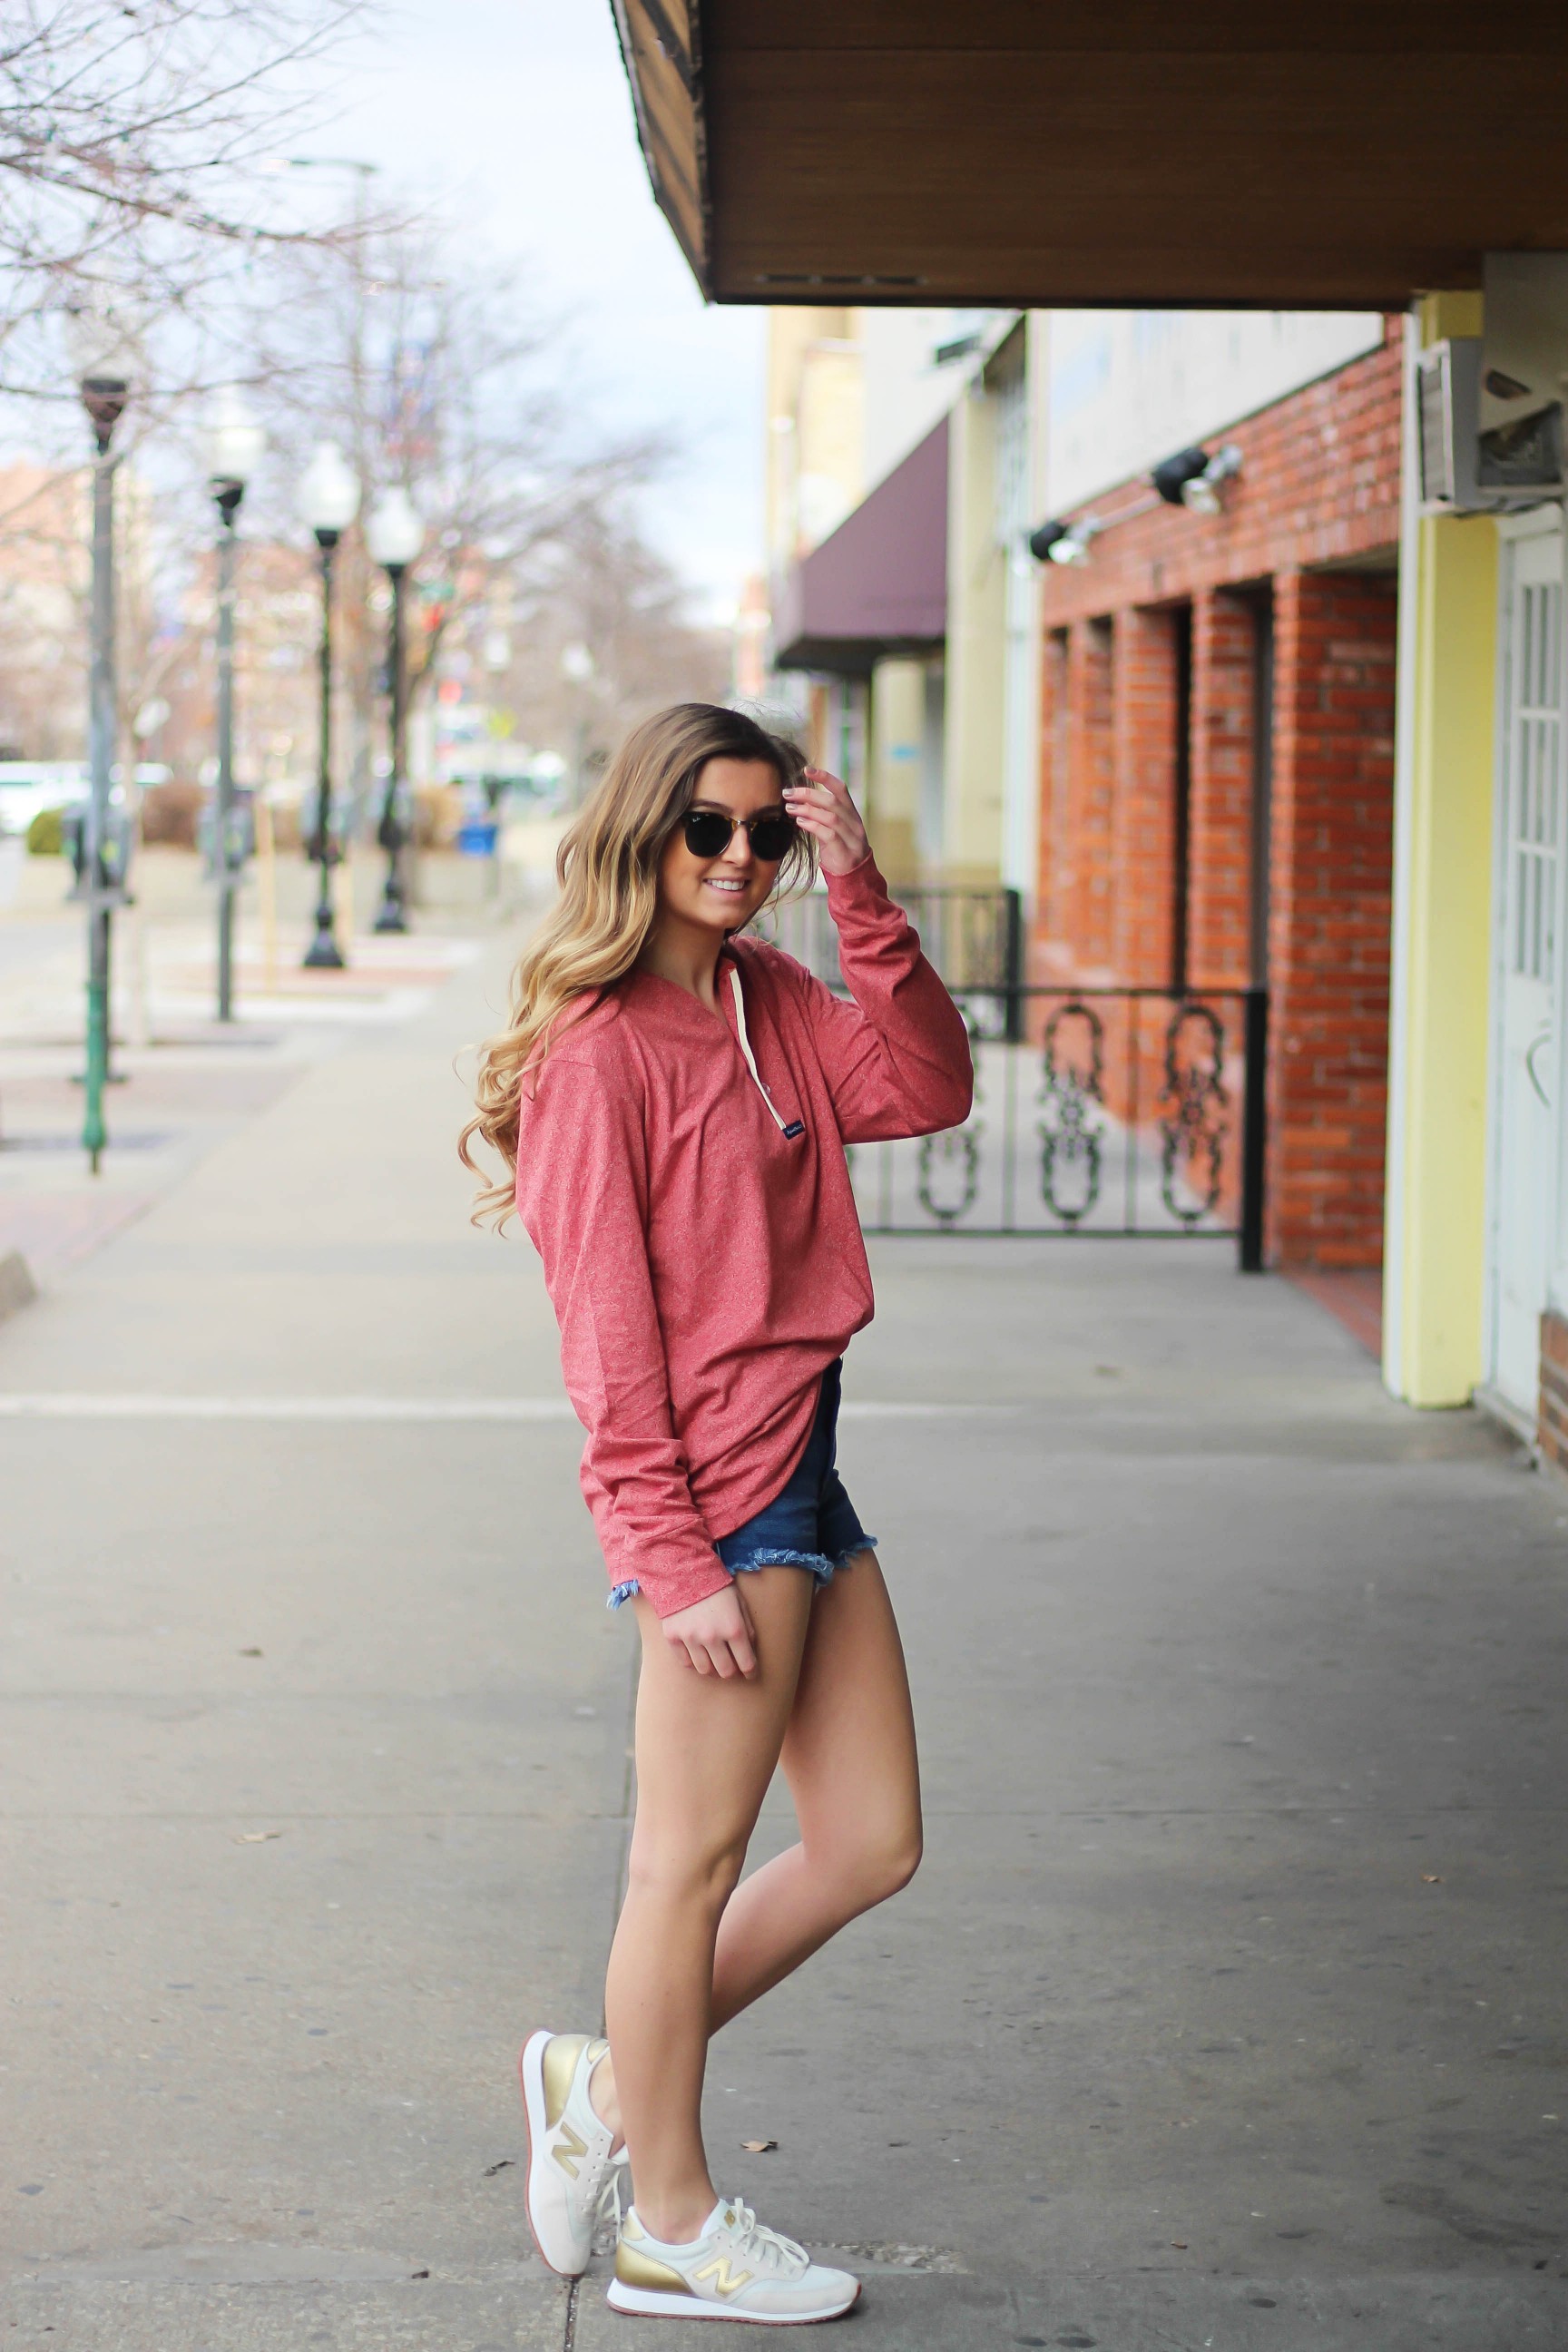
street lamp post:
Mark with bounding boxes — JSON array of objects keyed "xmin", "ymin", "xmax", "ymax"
[
  {"xmin": 206, "ymin": 391, "xmax": 266, "ymax": 1020},
  {"xmin": 561, "ymin": 640, "xmax": 595, "ymax": 808},
  {"xmin": 67, "ymin": 308, "xmax": 139, "ymax": 1172},
  {"xmin": 365, "ymin": 486, "xmax": 425, "ymax": 934},
  {"xmin": 298, "ymin": 441, "xmax": 360, "ymax": 969}
]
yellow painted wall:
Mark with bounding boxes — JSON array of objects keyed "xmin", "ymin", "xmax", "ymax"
[
  {"xmin": 867, "ymin": 656, "xmax": 925, "ymax": 882},
  {"xmin": 942, "ymin": 382, "xmax": 1005, "ymax": 882},
  {"xmin": 1386, "ymin": 291, "xmax": 1498, "ymax": 1406},
  {"xmin": 764, "ymin": 308, "xmax": 863, "ymax": 571}
]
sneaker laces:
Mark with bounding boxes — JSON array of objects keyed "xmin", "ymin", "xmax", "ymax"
[
  {"xmin": 721, "ymin": 2197, "xmax": 808, "ymax": 2276},
  {"xmin": 580, "ymin": 2144, "xmax": 630, "ymax": 2230},
  {"xmin": 593, "ymin": 2155, "xmax": 626, "ymax": 2237}
]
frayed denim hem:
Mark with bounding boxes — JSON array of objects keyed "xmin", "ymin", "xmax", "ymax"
[{"xmin": 605, "ymin": 1535, "xmax": 877, "ymax": 1613}]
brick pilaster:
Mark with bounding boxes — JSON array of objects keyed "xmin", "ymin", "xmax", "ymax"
[
  {"xmin": 1267, "ymin": 568, "xmax": 1396, "ymax": 1269},
  {"xmin": 1036, "ymin": 628, "xmax": 1071, "ymax": 962},
  {"xmin": 1043, "ymin": 617, "xmax": 1116, "ymax": 980},
  {"xmin": 1538, "ymin": 1310, "xmax": 1568, "ymax": 1475},
  {"xmin": 1112, "ymin": 605, "xmax": 1179, "ymax": 986},
  {"xmin": 1189, "ymin": 589, "xmax": 1256, "ymax": 991}
]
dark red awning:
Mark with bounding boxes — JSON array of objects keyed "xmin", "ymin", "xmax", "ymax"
[{"xmin": 772, "ymin": 417, "xmax": 947, "ymax": 677}]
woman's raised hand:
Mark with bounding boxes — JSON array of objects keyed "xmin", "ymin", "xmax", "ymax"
[
  {"xmin": 784, "ymin": 767, "xmax": 870, "ymax": 878},
  {"xmin": 662, "ymin": 1581, "xmax": 759, "ymax": 1679}
]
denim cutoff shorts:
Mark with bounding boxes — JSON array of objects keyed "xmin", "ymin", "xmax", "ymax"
[{"xmin": 608, "ymin": 1357, "xmax": 877, "ymax": 1611}]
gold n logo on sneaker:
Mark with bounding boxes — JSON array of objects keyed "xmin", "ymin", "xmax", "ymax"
[
  {"xmin": 691, "ymin": 2255, "xmax": 752, "ymax": 2298},
  {"xmin": 551, "ymin": 2122, "xmax": 588, "ymax": 2179}
]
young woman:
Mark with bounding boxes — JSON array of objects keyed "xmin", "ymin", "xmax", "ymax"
[{"xmin": 462, "ymin": 701, "xmax": 972, "ymax": 2325}]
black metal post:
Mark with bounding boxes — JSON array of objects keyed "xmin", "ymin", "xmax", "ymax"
[
  {"xmin": 80, "ymin": 382, "xmax": 126, "ymax": 1171},
  {"xmin": 213, "ymin": 484, "xmax": 242, "ymax": 1016},
  {"xmin": 1171, "ymin": 603, "xmax": 1193, "ymax": 995},
  {"xmin": 1003, "ymin": 884, "xmax": 1024, "ymax": 1043},
  {"xmin": 373, "ymin": 560, "xmax": 409, "ymax": 933},
  {"xmin": 303, "ymin": 528, "xmax": 345, "ymax": 969},
  {"xmin": 1239, "ymin": 985, "xmax": 1269, "ymax": 1273}
]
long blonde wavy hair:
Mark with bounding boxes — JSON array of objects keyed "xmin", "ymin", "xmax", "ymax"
[{"xmin": 459, "ymin": 701, "xmax": 815, "ymax": 1223}]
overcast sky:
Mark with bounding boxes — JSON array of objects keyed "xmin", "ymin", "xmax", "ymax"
[{"xmin": 320, "ymin": 0, "xmax": 764, "ymax": 622}]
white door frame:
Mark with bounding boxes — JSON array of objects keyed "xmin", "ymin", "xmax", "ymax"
[{"xmin": 1484, "ymin": 504, "xmax": 1568, "ymax": 1416}]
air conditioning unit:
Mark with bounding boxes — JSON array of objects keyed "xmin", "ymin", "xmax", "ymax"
[{"xmin": 1417, "ymin": 338, "xmax": 1566, "ymax": 514}]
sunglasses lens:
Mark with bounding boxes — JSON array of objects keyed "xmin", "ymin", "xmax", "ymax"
[
  {"xmin": 683, "ymin": 810, "xmax": 731, "ymax": 858},
  {"xmin": 749, "ymin": 816, "xmax": 795, "ymax": 862}
]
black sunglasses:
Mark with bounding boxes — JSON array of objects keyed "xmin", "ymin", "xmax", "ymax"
[{"xmin": 681, "ymin": 807, "xmax": 797, "ymax": 863}]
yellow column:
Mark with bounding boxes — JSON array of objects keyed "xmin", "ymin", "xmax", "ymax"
[
  {"xmin": 867, "ymin": 656, "xmax": 924, "ymax": 883},
  {"xmin": 1386, "ymin": 293, "xmax": 1498, "ymax": 1406},
  {"xmin": 942, "ymin": 381, "xmax": 1005, "ymax": 883}
]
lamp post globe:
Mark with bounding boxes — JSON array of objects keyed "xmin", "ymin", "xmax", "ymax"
[
  {"xmin": 298, "ymin": 440, "xmax": 360, "ymax": 969},
  {"xmin": 207, "ymin": 388, "xmax": 266, "ymax": 513},
  {"xmin": 366, "ymin": 485, "xmax": 423, "ymax": 571},
  {"xmin": 67, "ymin": 302, "xmax": 141, "ymax": 456},
  {"xmin": 206, "ymin": 390, "xmax": 266, "ymax": 1023},
  {"xmin": 366, "ymin": 486, "xmax": 425, "ymax": 935},
  {"xmin": 299, "ymin": 438, "xmax": 360, "ymax": 539},
  {"xmin": 67, "ymin": 299, "xmax": 142, "ymax": 1171}
]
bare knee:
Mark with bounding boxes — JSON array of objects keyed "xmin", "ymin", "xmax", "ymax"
[
  {"xmin": 625, "ymin": 1826, "xmax": 749, "ymax": 1916},
  {"xmin": 817, "ymin": 1818, "xmax": 922, "ymax": 1915},
  {"xmin": 864, "ymin": 1823, "xmax": 922, "ymax": 1906}
]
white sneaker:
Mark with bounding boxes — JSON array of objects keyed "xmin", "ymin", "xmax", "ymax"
[
  {"xmin": 607, "ymin": 2195, "xmax": 860, "ymax": 2325},
  {"xmin": 519, "ymin": 2028, "xmax": 628, "ymax": 2278}
]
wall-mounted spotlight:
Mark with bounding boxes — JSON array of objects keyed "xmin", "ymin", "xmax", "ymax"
[
  {"xmin": 1152, "ymin": 442, "xmax": 1243, "ymax": 514},
  {"xmin": 1028, "ymin": 515, "xmax": 1101, "ymax": 566},
  {"xmin": 1181, "ymin": 445, "xmax": 1242, "ymax": 514}
]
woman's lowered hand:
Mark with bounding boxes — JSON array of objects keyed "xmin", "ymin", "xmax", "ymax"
[
  {"xmin": 662, "ymin": 1581, "xmax": 759, "ymax": 1679},
  {"xmin": 784, "ymin": 767, "xmax": 870, "ymax": 877}
]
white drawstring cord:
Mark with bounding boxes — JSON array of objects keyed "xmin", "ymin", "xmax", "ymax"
[{"xmin": 728, "ymin": 965, "xmax": 792, "ymax": 1133}]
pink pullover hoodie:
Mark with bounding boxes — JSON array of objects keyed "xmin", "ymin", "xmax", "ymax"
[{"xmin": 514, "ymin": 854, "xmax": 974, "ymax": 1617}]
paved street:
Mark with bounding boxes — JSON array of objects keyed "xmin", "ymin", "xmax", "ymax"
[{"xmin": 2, "ymin": 934, "xmax": 1565, "ymax": 2351}]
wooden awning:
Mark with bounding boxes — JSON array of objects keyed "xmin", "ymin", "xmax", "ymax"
[{"xmin": 611, "ymin": 2, "xmax": 1568, "ymax": 309}]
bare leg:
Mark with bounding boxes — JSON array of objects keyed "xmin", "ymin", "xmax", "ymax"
[
  {"xmin": 603, "ymin": 1566, "xmax": 815, "ymax": 2244},
  {"xmin": 593, "ymin": 1553, "xmax": 919, "ymax": 2149},
  {"xmin": 710, "ymin": 1549, "xmax": 920, "ymax": 2024}
]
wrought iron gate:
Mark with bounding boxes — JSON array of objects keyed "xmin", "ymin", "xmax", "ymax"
[{"xmin": 847, "ymin": 985, "xmax": 1269, "ymax": 1264}]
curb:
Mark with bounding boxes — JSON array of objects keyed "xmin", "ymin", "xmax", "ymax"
[{"xmin": 0, "ymin": 1250, "xmax": 38, "ymax": 1324}]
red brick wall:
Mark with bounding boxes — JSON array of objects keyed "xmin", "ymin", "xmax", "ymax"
[
  {"xmin": 1267, "ymin": 569, "xmax": 1396, "ymax": 1269},
  {"xmin": 1112, "ymin": 607, "xmax": 1181, "ymax": 987},
  {"xmin": 1540, "ymin": 1310, "xmax": 1568, "ymax": 1475},
  {"xmin": 1034, "ymin": 323, "xmax": 1404, "ymax": 631},
  {"xmin": 1038, "ymin": 617, "xmax": 1117, "ymax": 981},
  {"xmin": 1038, "ymin": 630, "xmax": 1070, "ymax": 945},
  {"xmin": 1028, "ymin": 318, "xmax": 1403, "ymax": 1267},
  {"xmin": 1189, "ymin": 589, "xmax": 1257, "ymax": 991}
]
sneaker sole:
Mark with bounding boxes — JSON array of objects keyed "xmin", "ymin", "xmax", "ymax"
[
  {"xmin": 519, "ymin": 2029, "xmax": 587, "ymax": 2280},
  {"xmin": 606, "ymin": 2278, "xmax": 861, "ymax": 2325}
]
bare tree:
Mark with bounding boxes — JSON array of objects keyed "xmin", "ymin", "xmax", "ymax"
[
  {"xmin": 500, "ymin": 507, "xmax": 731, "ymax": 774},
  {"xmin": 230, "ymin": 219, "xmax": 671, "ymax": 814},
  {"xmin": 0, "ymin": 0, "xmax": 367, "ymax": 393}
]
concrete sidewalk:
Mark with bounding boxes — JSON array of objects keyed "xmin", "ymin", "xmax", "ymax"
[{"xmin": 1, "ymin": 942, "xmax": 1564, "ymax": 2351}]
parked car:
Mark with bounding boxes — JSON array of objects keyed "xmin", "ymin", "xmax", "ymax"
[
  {"xmin": 0, "ymin": 762, "xmax": 90, "ymax": 841},
  {"xmin": 0, "ymin": 762, "xmax": 172, "ymax": 848}
]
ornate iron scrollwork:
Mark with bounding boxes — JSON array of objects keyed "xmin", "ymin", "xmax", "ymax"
[
  {"xmin": 1036, "ymin": 1001, "xmax": 1105, "ymax": 1225},
  {"xmin": 1160, "ymin": 1002, "xmax": 1228, "ymax": 1225},
  {"xmin": 916, "ymin": 1006, "xmax": 983, "ymax": 1225},
  {"xmin": 916, "ymin": 1125, "xmax": 981, "ymax": 1225}
]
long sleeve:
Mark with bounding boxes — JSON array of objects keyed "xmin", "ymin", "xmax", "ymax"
[
  {"xmin": 791, "ymin": 855, "xmax": 975, "ymax": 1144},
  {"xmin": 514, "ymin": 1047, "xmax": 734, "ymax": 1618}
]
